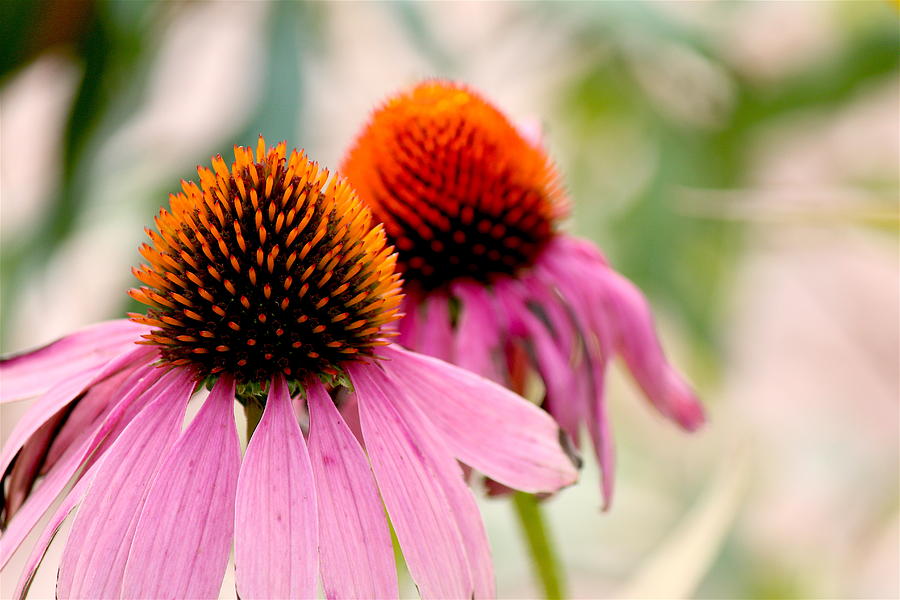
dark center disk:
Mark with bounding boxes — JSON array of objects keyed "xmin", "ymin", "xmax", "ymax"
[
  {"xmin": 379, "ymin": 179, "xmax": 553, "ymax": 291},
  {"xmin": 136, "ymin": 153, "xmax": 393, "ymax": 384}
]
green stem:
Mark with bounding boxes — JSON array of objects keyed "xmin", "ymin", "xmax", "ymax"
[
  {"xmin": 511, "ymin": 492, "xmax": 566, "ymax": 600},
  {"xmin": 244, "ymin": 401, "xmax": 263, "ymax": 441}
]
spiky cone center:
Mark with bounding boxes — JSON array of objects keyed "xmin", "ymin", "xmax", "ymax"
[
  {"xmin": 130, "ymin": 138, "xmax": 402, "ymax": 385},
  {"xmin": 340, "ymin": 80, "xmax": 569, "ymax": 292}
]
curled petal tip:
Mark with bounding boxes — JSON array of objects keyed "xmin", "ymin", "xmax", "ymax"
[{"xmin": 664, "ymin": 370, "xmax": 706, "ymax": 432}]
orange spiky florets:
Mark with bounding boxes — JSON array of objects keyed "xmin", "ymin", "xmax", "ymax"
[
  {"xmin": 130, "ymin": 137, "xmax": 402, "ymax": 384},
  {"xmin": 340, "ymin": 80, "xmax": 568, "ymax": 291}
]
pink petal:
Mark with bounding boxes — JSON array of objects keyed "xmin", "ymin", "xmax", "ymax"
[
  {"xmin": 235, "ymin": 376, "xmax": 317, "ymax": 600},
  {"xmin": 417, "ymin": 293, "xmax": 454, "ymax": 362},
  {"xmin": 436, "ymin": 459, "xmax": 494, "ymax": 600},
  {"xmin": 540, "ymin": 236, "xmax": 704, "ymax": 431},
  {"xmin": 594, "ymin": 269, "xmax": 705, "ymax": 431},
  {"xmin": 0, "ymin": 346, "xmax": 155, "ymax": 479},
  {"xmin": 39, "ymin": 366, "xmax": 135, "ymax": 477},
  {"xmin": 350, "ymin": 362, "xmax": 493, "ymax": 599},
  {"xmin": 1, "ymin": 371, "xmax": 100, "ymax": 484},
  {"xmin": 451, "ymin": 281, "xmax": 505, "ymax": 383},
  {"xmin": 13, "ymin": 468, "xmax": 94, "ymax": 600},
  {"xmin": 0, "ymin": 320, "xmax": 146, "ymax": 403},
  {"xmin": 380, "ymin": 345, "xmax": 579, "ymax": 494},
  {"xmin": 307, "ymin": 381, "xmax": 397, "ymax": 600},
  {"xmin": 57, "ymin": 368, "xmax": 196, "ymax": 598},
  {"xmin": 0, "ymin": 361, "xmax": 163, "ymax": 569},
  {"xmin": 519, "ymin": 274, "xmax": 588, "ymax": 448},
  {"xmin": 122, "ymin": 375, "xmax": 240, "ymax": 600},
  {"xmin": 2, "ymin": 359, "xmax": 129, "ymax": 517},
  {"xmin": 490, "ymin": 278, "xmax": 529, "ymax": 338},
  {"xmin": 80, "ymin": 363, "xmax": 181, "ymax": 474},
  {"xmin": 518, "ymin": 305, "xmax": 581, "ymax": 445},
  {"xmin": 584, "ymin": 359, "xmax": 616, "ymax": 510},
  {"xmin": 4, "ymin": 410, "xmax": 68, "ymax": 519},
  {"xmin": 521, "ymin": 271, "xmax": 579, "ymax": 363},
  {"xmin": 536, "ymin": 236, "xmax": 706, "ymax": 507}
]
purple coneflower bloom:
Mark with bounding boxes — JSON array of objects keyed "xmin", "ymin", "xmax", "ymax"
[
  {"xmin": 340, "ymin": 81, "xmax": 705, "ymax": 509},
  {"xmin": 0, "ymin": 139, "xmax": 578, "ymax": 599}
]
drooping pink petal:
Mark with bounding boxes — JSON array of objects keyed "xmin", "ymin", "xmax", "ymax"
[
  {"xmin": 521, "ymin": 271, "xmax": 579, "ymax": 363},
  {"xmin": 0, "ymin": 346, "xmax": 155, "ymax": 479},
  {"xmin": 534, "ymin": 237, "xmax": 615, "ymax": 353},
  {"xmin": 519, "ymin": 273, "xmax": 590, "ymax": 447},
  {"xmin": 0, "ymin": 320, "xmax": 146, "ymax": 403},
  {"xmin": 13, "ymin": 466, "xmax": 94, "ymax": 600},
  {"xmin": 56, "ymin": 368, "xmax": 195, "ymax": 599},
  {"xmin": 0, "ymin": 361, "xmax": 163, "ymax": 569},
  {"xmin": 1, "ymin": 371, "xmax": 100, "ymax": 486},
  {"xmin": 122, "ymin": 375, "xmax": 240, "ymax": 600},
  {"xmin": 593, "ymin": 269, "xmax": 705, "ymax": 431},
  {"xmin": 350, "ymin": 362, "xmax": 493, "ymax": 599},
  {"xmin": 516, "ymin": 303, "xmax": 581, "ymax": 445},
  {"xmin": 234, "ymin": 376, "xmax": 317, "ymax": 600},
  {"xmin": 39, "ymin": 367, "xmax": 135, "ymax": 477},
  {"xmin": 483, "ymin": 478, "xmax": 514, "ymax": 497},
  {"xmin": 4, "ymin": 410, "xmax": 68, "ymax": 520},
  {"xmin": 584, "ymin": 357, "xmax": 616, "ymax": 510},
  {"xmin": 417, "ymin": 293, "xmax": 454, "ymax": 363},
  {"xmin": 380, "ymin": 345, "xmax": 579, "ymax": 494},
  {"xmin": 307, "ymin": 381, "xmax": 397, "ymax": 600},
  {"xmin": 490, "ymin": 278, "xmax": 529, "ymax": 339},
  {"xmin": 452, "ymin": 281, "xmax": 505, "ymax": 383},
  {"xmin": 539, "ymin": 235, "xmax": 704, "ymax": 431}
]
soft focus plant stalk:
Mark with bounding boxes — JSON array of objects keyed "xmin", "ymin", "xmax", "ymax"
[{"xmin": 513, "ymin": 492, "xmax": 567, "ymax": 599}]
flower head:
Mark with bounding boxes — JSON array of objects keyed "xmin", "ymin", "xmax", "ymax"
[
  {"xmin": 341, "ymin": 81, "xmax": 567, "ymax": 289},
  {"xmin": 129, "ymin": 139, "xmax": 400, "ymax": 383},
  {"xmin": 0, "ymin": 138, "xmax": 578, "ymax": 599},
  {"xmin": 341, "ymin": 81, "xmax": 705, "ymax": 509}
]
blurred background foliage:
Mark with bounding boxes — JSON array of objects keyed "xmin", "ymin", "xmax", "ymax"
[{"xmin": 1, "ymin": 1, "xmax": 897, "ymax": 599}]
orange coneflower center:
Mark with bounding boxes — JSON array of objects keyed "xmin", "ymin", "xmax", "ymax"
[
  {"xmin": 129, "ymin": 138, "xmax": 402, "ymax": 384},
  {"xmin": 341, "ymin": 80, "xmax": 568, "ymax": 291}
]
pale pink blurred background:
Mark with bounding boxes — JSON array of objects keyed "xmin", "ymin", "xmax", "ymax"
[{"xmin": 1, "ymin": 2, "xmax": 897, "ymax": 598}]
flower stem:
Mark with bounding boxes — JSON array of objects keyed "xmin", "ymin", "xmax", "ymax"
[
  {"xmin": 244, "ymin": 401, "xmax": 263, "ymax": 440},
  {"xmin": 512, "ymin": 492, "xmax": 566, "ymax": 600}
]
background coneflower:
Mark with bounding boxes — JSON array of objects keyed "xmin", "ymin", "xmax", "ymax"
[
  {"xmin": 340, "ymin": 81, "xmax": 705, "ymax": 511},
  {"xmin": 0, "ymin": 138, "xmax": 578, "ymax": 599}
]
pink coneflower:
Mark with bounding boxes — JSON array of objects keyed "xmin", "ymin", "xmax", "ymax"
[
  {"xmin": 340, "ymin": 81, "xmax": 705, "ymax": 509},
  {"xmin": 0, "ymin": 138, "xmax": 578, "ymax": 599}
]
